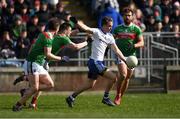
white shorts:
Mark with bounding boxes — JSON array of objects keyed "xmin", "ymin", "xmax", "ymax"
[{"xmin": 23, "ymin": 60, "xmax": 48, "ymax": 75}]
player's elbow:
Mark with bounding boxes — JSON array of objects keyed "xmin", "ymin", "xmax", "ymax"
[{"xmin": 45, "ymin": 53, "xmax": 52, "ymax": 59}]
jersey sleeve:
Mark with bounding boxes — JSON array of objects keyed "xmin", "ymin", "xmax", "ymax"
[
  {"xmin": 90, "ymin": 28, "xmax": 98, "ymax": 35},
  {"xmin": 43, "ymin": 36, "xmax": 53, "ymax": 47},
  {"xmin": 109, "ymin": 34, "xmax": 116, "ymax": 44},
  {"xmin": 62, "ymin": 37, "xmax": 72, "ymax": 45}
]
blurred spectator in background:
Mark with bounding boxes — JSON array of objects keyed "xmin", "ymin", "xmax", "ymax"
[
  {"xmin": 172, "ymin": 23, "xmax": 180, "ymax": 39},
  {"xmin": 15, "ymin": 29, "xmax": 30, "ymax": 59},
  {"xmin": 0, "ymin": 31, "xmax": 15, "ymax": 59},
  {"xmin": 63, "ymin": 11, "xmax": 76, "ymax": 29},
  {"xmin": 14, "ymin": 0, "xmax": 28, "ymax": 15},
  {"xmin": 29, "ymin": 0, "xmax": 41, "ymax": 17},
  {"xmin": 20, "ymin": 4, "xmax": 29, "ymax": 25},
  {"xmin": 154, "ymin": 21, "xmax": 163, "ymax": 42},
  {"xmin": 133, "ymin": 9, "xmax": 146, "ymax": 32},
  {"xmin": 153, "ymin": 5, "xmax": 162, "ymax": 22},
  {"xmin": 1, "ymin": 4, "xmax": 16, "ymax": 32},
  {"xmin": 31, "ymin": 22, "xmax": 46, "ymax": 44},
  {"xmin": 159, "ymin": 0, "xmax": 172, "ymax": 18},
  {"xmin": 106, "ymin": 0, "xmax": 120, "ymax": 12},
  {"xmin": 27, "ymin": 15, "xmax": 39, "ymax": 43},
  {"xmin": 11, "ymin": 15, "xmax": 26, "ymax": 40},
  {"xmin": 98, "ymin": 2, "xmax": 123, "ymax": 31},
  {"xmin": 143, "ymin": 0, "xmax": 154, "ymax": 17},
  {"xmin": 170, "ymin": 3, "xmax": 180, "ymax": 24},
  {"xmin": 53, "ymin": 2, "xmax": 67, "ymax": 21},
  {"xmin": 36, "ymin": 1, "xmax": 51, "ymax": 24},
  {"xmin": 162, "ymin": 14, "xmax": 171, "ymax": 32},
  {"xmin": 144, "ymin": 15, "xmax": 155, "ymax": 32},
  {"xmin": 91, "ymin": 0, "xmax": 119, "ymax": 18}
]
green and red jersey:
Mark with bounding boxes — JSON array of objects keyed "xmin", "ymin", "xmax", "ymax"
[
  {"xmin": 113, "ymin": 23, "xmax": 142, "ymax": 56},
  {"xmin": 27, "ymin": 32, "xmax": 53, "ymax": 65},
  {"xmin": 52, "ymin": 35, "xmax": 72, "ymax": 55}
]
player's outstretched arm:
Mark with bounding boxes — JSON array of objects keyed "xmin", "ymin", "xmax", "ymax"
[
  {"xmin": 111, "ymin": 43, "xmax": 126, "ymax": 63},
  {"xmin": 44, "ymin": 47, "xmax": 61, "ymax": 61},
  {"xmin": 77, "ymin": 21, "xmax": 93, "ymax": 34},
  {"xmin": 65, "ymin": 41, "xmax": 88, "ymax": 50}
]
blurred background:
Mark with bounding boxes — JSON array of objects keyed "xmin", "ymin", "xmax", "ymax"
[{"xmin": 0, "ymin": 0, "xmax": 179, "ymax": 93}]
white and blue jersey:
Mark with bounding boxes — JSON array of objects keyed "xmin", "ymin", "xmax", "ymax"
[{"xmin": 88, "ymin": 28, "xmax": 115, "ymax": 79}]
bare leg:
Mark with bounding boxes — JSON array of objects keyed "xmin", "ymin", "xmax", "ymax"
[
  {"xmin": 29, "ymin": 74, "xmax": 54, "ymax": 108},
  {"xmin": 114, "ymin": 63, "xmax": 133, "ymax": 105},
  {"xmin": 18, "ymin": 74, "xmax": 39, "ymax": 104},
  {"xmin": 103, "ymin": 69, "xmax": 117, "ymax": 93},
  {"xmin": 119, "ymin": 69, "xmax": 133, "ymax": 97},
  {"xmin": 72, "ymin": 79, "xmax": 96, "ymax": 97}
]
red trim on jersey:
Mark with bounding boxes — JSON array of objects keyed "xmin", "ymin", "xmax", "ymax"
[
  {"xmin": 116, "ymin": 33, "xmax": 137, "ymax": 40},
  {"xmin": 42, "ymin": 32, "xmax": 51, "ymax": 39}
]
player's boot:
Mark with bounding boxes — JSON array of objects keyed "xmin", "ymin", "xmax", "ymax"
[
  {"xmin": 20, "ymin": 88, "xmax": 27, "ymax": 106},
  {"xmin": 114, "ymin": 95, "xmax": 122, "ymax": 105},
  {"xmin": 102, "ymin": 98, "xmax": 115, "ymax": 106},
  {"xmin": 12, "ymin": 103, "xmax": 22, "ymax": 112},
  {"xmin": 29, "ymin": 103, "xmax": 37, "ymax": 110},
  {"xmin": 13, "ymin": 75, "xmax": 25, "ymax": 85},
  {"xmin": 66, "ymin": 96, "xmax": 74, "ymax": 108}
]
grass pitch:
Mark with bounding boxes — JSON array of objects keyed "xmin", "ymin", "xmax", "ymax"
[{"xmin": 0, "ymin": 92, "xmax": 180, "ymax": 118}]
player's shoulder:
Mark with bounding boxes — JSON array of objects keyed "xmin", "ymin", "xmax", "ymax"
[
  {"xmin": 41, "ymin": 32, "xmax": 53, "ymax": 39},
  {"xmin": 131, "ymin": 23, "xmax": 141, "ymax": 30}
]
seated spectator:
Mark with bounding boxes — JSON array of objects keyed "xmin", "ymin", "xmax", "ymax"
[
  {"xmin": 134, "ymin": 9, "xmax": 146, "ymax": 32},
  {"xmin": 159, "ymin": 0, "xmax": 172, "ymax": 18},
  {"xmin": 162, "ymin": 14, "xmax": 171, "ymax": 32},
  {"xmin": 29, "ymin": 0, "xmax": 41, "ymax": 17},
  {"xmin": 53, "ymin": 1, "xmax": 67, "ymax": 21},
  {"xmin": 14, "ymin": 0, "xmax": 28, "ymax": 15},
  {"xmin": 31, "ymin": 22, "xmax": 46, "ymax": 44},
  {"xmin": 170, "ymin": 4, "xmax": 180, "ymax": 24},
  {"xmin": 15, "ymin": 29, "xmax": 30, "ymax": 59},
  {"xmin": 11, "ymin": 15, "xmax": 26, "ymax": 40},
  {"xmin": 20, "ymin": 4, "xmax": 29, "ymax": 25},
  {"xmin": 36, "ymin": 1, "xmax": 51, "ymax": 24},
  {"xmin": 0, "ymin": 31, "xmax": 15, "ymax": 59},
  {"xmin": 154, "ymin": 21, "xmax": 163, "ymax": 42},
  {"xmin": 144, "ymin": 15, "xmax": 155, "ymax": 32},
  {"xmin": 172, "ymin": 23, "xmax": 180, "ymax": 39},
  {"xmin": 1, "ymin": 4, "xmax": 16, "ymax": 32},
  {"xmin": 153, "ymin": 5, "xmax": 162, "ymax": 22},
  {"xmin": 27, "ymin": 15, "xmax": 39, "ymax": 43}
]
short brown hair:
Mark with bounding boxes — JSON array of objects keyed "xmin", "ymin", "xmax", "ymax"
[
  {"xmin": 47, "ymin": 17, "xmax": 60, "ymax": 31},
  {"xmin": 101, "ymin": 16, "xmax": 113, "ymax": 26},
  {"xmin": 59, "ymin": 22, "xmax": 71, "ymax": 32},
  {"xmin": 123, "ymin": 7, "xmax": 134, "ymax": 15}
]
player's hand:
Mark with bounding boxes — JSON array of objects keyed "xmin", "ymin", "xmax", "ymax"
[
  {"xmin": 70, "ymin": 16, "xmax": 78, "ymax": 24},
  {"xmin": 86, "ymin": 37, "xmax": 93, "ymax": 43},
  {"xmin": 43, "ymin": 61, "xmax": 49, "ymax": 70},
  {"xmin": 61, "ymin": 56, "xmax": 70, "ymax": 62}
]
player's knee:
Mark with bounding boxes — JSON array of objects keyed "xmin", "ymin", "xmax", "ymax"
[
  {"xmin": 31, "ymin": 87, "xmax": 39, "ymax": 93},
  {"xmin": 48, "ymin": 82, "xmax": 54, "ymax": 89},
  {"xmin": 119, "ymin": 74, "xmax": 126, "ymax": 80},
  {"xmin": 125, "ymin": 78, "xmax": 130, "ymax": 83}
]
